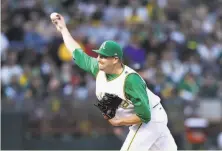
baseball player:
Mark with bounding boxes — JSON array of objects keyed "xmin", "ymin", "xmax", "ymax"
[{"xmin": 50, "ymin": 12, "xmax": 177, "ymax": 151}]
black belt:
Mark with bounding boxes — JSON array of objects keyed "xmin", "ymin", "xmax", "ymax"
[{"xmin": 153, "ymin": 103, "xmax": 160, "ymax": 109}]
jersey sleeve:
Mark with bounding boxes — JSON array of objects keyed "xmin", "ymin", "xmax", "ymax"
[
  {"xmin": 73, "ymin": 48, "xmax": 99, "ymax": 78},
  {"xmin": 124, "ymin": 73, "xmax": 151, "ymax": 123}
]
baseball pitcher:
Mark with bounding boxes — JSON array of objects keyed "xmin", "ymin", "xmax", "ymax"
[{"xmin": 50, "ymin": 12, "xmax": 177, "ymax": 151}]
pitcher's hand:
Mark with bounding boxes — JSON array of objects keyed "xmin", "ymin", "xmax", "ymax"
[{"xmin": 50, "ymin": 12, "xmax": 66, "ymax": 32}]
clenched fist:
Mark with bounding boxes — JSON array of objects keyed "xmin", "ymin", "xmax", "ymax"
[{"xmin": 50, "ymin": 12, "xmax": 66, "ymax": 32}]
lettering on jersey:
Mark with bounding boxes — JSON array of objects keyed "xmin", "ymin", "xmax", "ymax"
[{"xmin": 120, "ymin": 99, "xmax": 132, "ymax": 109}]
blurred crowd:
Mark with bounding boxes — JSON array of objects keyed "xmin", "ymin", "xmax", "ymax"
[{"xmin": 1, "ymin": 0, "xmax": 222, "ymax": 149}]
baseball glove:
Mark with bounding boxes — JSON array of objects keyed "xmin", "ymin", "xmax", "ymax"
[{"xmin": 94, "ymin": 93, "xmax": 123, "ymax": 119}]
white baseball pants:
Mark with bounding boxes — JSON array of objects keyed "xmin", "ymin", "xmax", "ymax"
[{"xmin": 120, "ymin": 103, "xmax": 177, "ymax": 151}]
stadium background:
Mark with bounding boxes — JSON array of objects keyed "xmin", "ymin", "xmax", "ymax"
[{"xmin": 1, "ymin": 0, "xmax": 222, "ymax": 150}]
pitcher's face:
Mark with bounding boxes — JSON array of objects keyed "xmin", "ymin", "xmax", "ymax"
[{"xmin": 97, "ymin": 54, "xmax": 118, "ymax": 72}]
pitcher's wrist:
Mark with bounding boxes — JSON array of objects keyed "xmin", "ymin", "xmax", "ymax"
[{"xmin": 61, "ymin": 27, "xmax": 69, "ymax": 34}]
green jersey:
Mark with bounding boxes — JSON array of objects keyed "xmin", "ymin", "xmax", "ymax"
[{"xmin": 73, "ymin": 49, "xmax": 151, "ymax": 123}]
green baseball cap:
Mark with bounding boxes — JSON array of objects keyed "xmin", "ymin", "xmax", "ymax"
[{"xmin": 93, "ymin": 40, "xmax": 123, "ymax": 59}]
